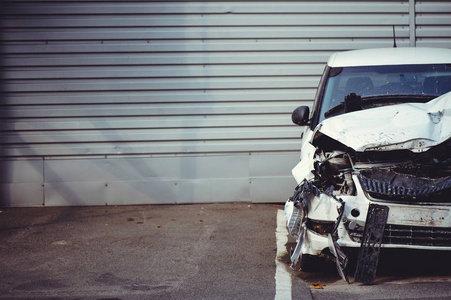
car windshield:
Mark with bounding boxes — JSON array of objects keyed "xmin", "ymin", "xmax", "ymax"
[{"xmin": 318, "ymin": 64, "xmax": 451, "ymax": 123}]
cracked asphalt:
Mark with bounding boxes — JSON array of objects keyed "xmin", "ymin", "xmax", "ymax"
[{"xmin": 0, "ymin": 203, "xmax": 450, "ymax": 299}]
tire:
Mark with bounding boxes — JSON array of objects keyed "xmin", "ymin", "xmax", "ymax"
[{"xmin": 298, "ymin": 253, "xmax": 316, "ymax": 272}]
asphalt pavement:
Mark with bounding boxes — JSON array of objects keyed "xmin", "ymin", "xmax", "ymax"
[{"xmin": 0, "ymin": 203, "xmax": 450, "ymax": 300}]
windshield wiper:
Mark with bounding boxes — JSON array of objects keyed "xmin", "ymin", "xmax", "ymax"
[
  {"xmin": 360, "ymin": 94, "xmax": 437, "ymax": 102},
  {"xmin": 324, "ymin": 93, "xmax": 362, "ymax": 118}
]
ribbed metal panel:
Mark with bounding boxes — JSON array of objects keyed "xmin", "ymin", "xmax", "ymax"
[
  {"xmin": 416, "ymin": 1, "xmax": 451, "ymax": 47},
  {"xmin": 0, "ymin": 1, "xmax": 449, "ymax": 206}
]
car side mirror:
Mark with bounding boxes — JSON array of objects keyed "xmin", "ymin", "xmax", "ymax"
[{"xmin": 291, "ymin": 106, "xmax": 310, "ymax": 126}]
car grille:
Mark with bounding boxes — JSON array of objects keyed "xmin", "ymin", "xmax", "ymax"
[
  {"xmin": 358, "ymin": 173, "xmax": 451, "ymax": 203},
  {"xmin": 384, "ymin": 225, "xmax": 451, "ymax": 246},
  {"xmin": 347, "ymin": 224, "xmax": 451, "ymax": 247}
]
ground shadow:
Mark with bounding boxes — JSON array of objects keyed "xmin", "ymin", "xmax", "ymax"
[
  {"xmin": 285, "ymin": 243, "xmax": 451, "ymax": 285},
  {"xmin": 377, "ymin": 249, "xmax": 451, "ymax": 278}
]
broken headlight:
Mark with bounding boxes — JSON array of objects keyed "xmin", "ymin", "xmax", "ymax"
[
  {"xmin": 307, "ymin": 219, "xmax": 335, "ymax": 236},
  {"xmin": 285, "ymin": 200, "xmax": 305, "ymax": 237}
]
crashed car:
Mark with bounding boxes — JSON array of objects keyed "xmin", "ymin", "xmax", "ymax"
[{"xmin": 285, "ymin": 47, "xmax": 451, "ymax": 284}]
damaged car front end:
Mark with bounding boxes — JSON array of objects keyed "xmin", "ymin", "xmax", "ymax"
[{"xmin": 285, "ymin": 47, "xmax": 451, "ymax": 284}]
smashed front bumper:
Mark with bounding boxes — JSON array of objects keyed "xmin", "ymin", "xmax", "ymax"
[{"xmin": 285, "ymin": 173, "xmax": 451, "ymax": 283}]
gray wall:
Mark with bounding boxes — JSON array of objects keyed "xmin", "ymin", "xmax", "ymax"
[{"xmin": 1, "ymin": 1, "xmax": 450, "ymax": 206}]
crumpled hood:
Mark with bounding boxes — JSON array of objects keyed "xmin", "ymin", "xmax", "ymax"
[{"xmin": 317, "ymin": 92, "xmax": 451, "ymax": 152}]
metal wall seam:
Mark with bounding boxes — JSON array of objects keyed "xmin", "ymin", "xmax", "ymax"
[{"xmin": 409, "ymin": 0, "xmax": 416, "ymax": 47}]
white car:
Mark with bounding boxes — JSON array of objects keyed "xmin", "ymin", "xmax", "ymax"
[{"xmin": 285, "ymin": 47, "xmax": 451, "ymax": 284}]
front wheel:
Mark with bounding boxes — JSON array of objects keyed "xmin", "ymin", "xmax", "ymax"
[{"xmin": 298, "ymin": 253, "xmax": 316, "ymax": 272}]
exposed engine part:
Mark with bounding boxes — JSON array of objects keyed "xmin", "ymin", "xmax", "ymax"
[
  {"xmin": 313, "ymin": 150, "xmax": 356, "ymax": 196},
  {"xmin": 354, "ymin": 204, "xmax": 389, "ymax": 285}
]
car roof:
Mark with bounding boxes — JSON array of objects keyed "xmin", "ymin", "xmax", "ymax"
[{"xmin": 327, "ymin": 47, "xmax": 451, "ymax": 67}]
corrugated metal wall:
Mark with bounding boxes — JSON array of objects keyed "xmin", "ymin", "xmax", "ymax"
[
  {"xmin": 0, "ymin": 1, "xmax": 450, "ymax": 206},
  {"xmin": 416, "ymin": 1, "xmax": 451, "ymax": 47}
]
